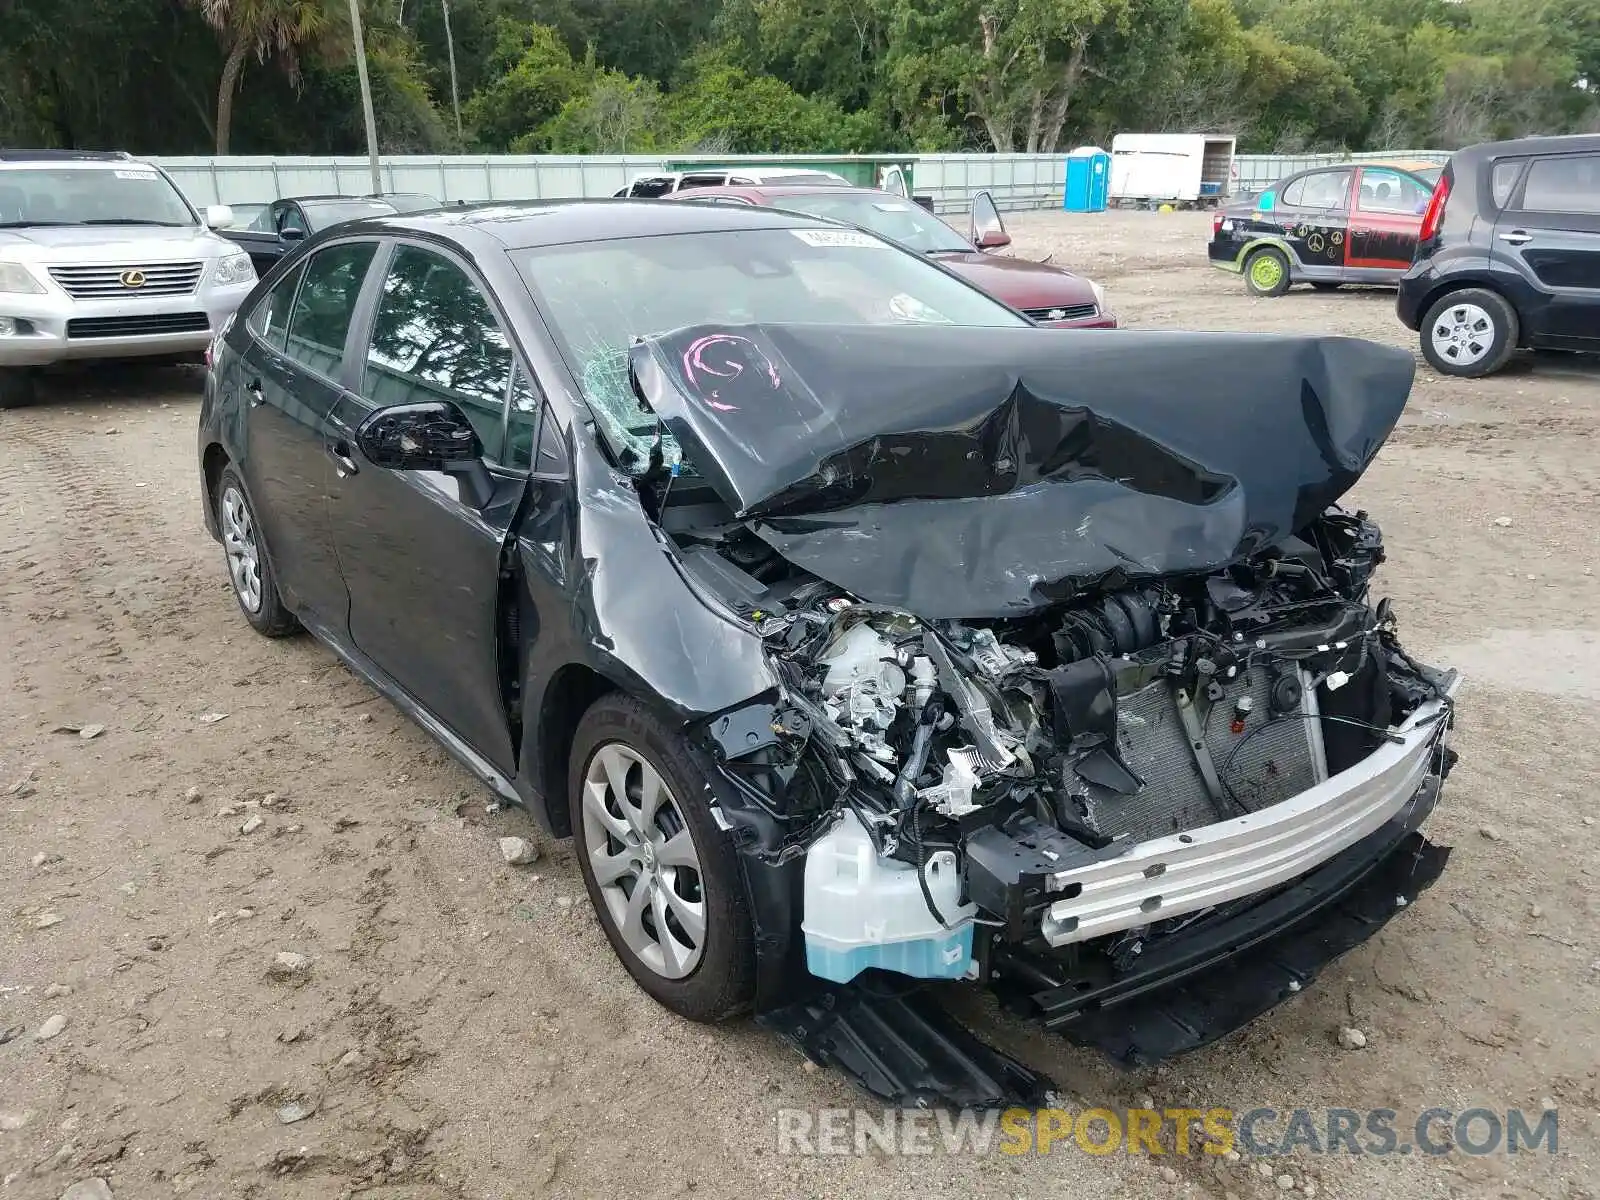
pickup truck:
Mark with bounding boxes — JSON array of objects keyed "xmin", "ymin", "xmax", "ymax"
[{"xmin": 219, "ymin": 195, "xmax": 398, "ymax": 274}]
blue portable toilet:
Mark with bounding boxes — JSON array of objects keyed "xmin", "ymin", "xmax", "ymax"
[{"xmin": 1064, "ymin": 146, "xmax": 1110, "ymax": 212}]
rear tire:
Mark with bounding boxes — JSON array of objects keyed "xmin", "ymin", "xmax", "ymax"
[
  {"xmin": 569, "ymin": 692, "xmax": 755, "ymax": 1023},
  {"xmin": 216, "ymin": 468, "xmax": 299, "ymax": 637},
  {"xmin": 0, "ymin": 368, "xmax": 37, "ymax": 410},
  {"xmin": 1243, "ymin": 247, "xmax": 1292, "ymax": 297},
  {"xmin": 1420, "ymin": 288, "xmax": 1518, "ymax": 378}
]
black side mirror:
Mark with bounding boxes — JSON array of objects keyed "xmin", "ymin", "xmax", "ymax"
[
  {"xmin": 356, "ymin": 401, "xmax": 494, "ymax": 508},
  {"xmin": 280, "ymin": 226, "xmax": 305, "ymax": 243}
]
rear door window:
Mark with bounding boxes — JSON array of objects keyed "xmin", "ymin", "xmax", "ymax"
[
  {"xmin": 245, "ymin": 262, "xmax": 305, "ymax": 351},
  {"xmin": 1518, "ymin": 155, "xmax": 1600, "ymax": 216},
  {"xmin": 679, "ymin": 173, "xmax": 728, "ymax": 190},
  {"xmin": 282, "ymin": 241, "xmax": 378, "ymax": 379},
  {"xmin": 1285, "ymin": 169, "xmax": 1352, "ymax": 211},
  {"xmin": 360, "ymin": 244, "xmax": 514, "ymax": 462}
]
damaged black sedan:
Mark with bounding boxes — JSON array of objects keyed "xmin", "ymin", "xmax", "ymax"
[{"xmin": 198, "ymin": 200, "xmax": 1457, "ymax": 1104}]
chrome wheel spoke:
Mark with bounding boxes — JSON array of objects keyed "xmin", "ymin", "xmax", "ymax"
[
  {"xmin": 590, "ymin": 843, "xmax": 637, "ymax": 888},
  {"xmin": 633, "ymin": 762, "xmax": 668, "ymax": 833},
  {"xmin": 657, "ymin": 829, "xmax": 697, "ymax": 869},
  {"xmin": 619, "ymin": 876, "xmax": 651, "ymax": 951},
  {"xmin": 598, "ymin": 748, "xmax": 635, "ymax": 829},
  {"xmin": 651, "ymin": 886, "xmax": 689, "ymax": 977},
  {"xmin": 660, "ymin": 878, "xmax": 705, "ymax": 949},
  {"xmin": 582, "ymin": 778, "xmax": 633, "ymax": 843}
]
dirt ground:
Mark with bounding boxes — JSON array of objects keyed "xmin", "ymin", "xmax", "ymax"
[{"xmin": 3, "ymin": 209, "xmax": 1597, "ymax": 1200}]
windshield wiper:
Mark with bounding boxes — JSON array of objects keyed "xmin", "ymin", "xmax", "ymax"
[
  {"xmin": 925, "ymin": 247, "xmax": 970, "ymax": 256},
  {"xmin": 0, "ymin": 220, "xmax": 74, "ymax": 228},
  {"xmin": 79, "ymin": 219, "xmax": 189, "ymax": 227}
]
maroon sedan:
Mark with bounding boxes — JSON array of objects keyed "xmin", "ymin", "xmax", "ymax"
[{"xmin": 665, "ymin": 185, "xmax": 1116, "ymax": 329}]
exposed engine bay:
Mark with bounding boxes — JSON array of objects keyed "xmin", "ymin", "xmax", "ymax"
[
  {"xmin": 624, "ymin": 321, "xmax": 1457, "ymax": 1018},
  {"xmin": 671, "ymin": 499, "xmax": 1454, "ymax": 984}
]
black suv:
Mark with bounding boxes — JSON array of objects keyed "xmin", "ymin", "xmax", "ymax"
[{"xmin": 1397, "ymin": 134, "xmax": 1600, "ymax": 377}]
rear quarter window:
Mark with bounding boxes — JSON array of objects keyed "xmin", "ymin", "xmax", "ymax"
[
  {"xmin": 1490, "ymin": 160, "xmax": 1524, "ymax": 210},
  {"xmin": 245, "ymin": 263, "xmax": 304, "ymax": 351},
  {"xmin": 282, "ymin": 241, "xmax": 378, "ymax": 379}
]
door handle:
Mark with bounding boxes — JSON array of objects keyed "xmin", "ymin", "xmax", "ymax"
[
  {"xmin": 1498, "ymin": 230, "xmax": 1533, "ymax": 245},
  {"xmin": 326, "ymin": 440, "xmax": 360, "ymax": 478},
  {"xmin": 246, "ymin": 378, "xmax": 264, "ymax": 407}
]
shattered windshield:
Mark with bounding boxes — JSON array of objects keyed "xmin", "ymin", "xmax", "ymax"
[
  {"xmin": 769, "ymin": 193, "xmax": 972, "ymax": 253},
  {"xmin": 516, "ymin": 227, "xmax": 1025, "ymax": 471}
]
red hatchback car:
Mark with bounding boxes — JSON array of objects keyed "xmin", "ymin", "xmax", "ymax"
[{"xmin": 666, "ymin": 185, "xmax": 1116, "ymax": 329}]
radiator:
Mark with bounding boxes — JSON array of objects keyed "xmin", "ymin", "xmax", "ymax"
[{"xmin": 1081, "ymin": 666, "xmax": 1325, "ymax": 843}]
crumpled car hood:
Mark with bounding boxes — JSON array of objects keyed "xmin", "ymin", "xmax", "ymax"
[{"xmin": 629, "ymin": 323, "xmax": 1413, "ymax": 618}]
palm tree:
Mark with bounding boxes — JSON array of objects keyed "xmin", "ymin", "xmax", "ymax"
[{"xmin": 197, "ymin": 0, "xmax": 335, "ymax": 153}]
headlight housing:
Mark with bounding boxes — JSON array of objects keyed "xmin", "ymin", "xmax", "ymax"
[
  {"xmin": 1090, "ymin": 279, "xmax": 1107, "ymax": 311},
  {"xmin": 0, "ymin": 261, "xmax": 45, "ymax": 295},
  {"xmin": 213, "ymin": 252, "xmax": 256, "ymax": 287}
]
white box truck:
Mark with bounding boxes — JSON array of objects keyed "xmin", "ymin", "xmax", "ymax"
[{"xmin": 1109, "ymin": 134, "xmax": 1238, "ymax": 208}]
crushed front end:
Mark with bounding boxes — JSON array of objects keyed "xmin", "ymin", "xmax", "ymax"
[
  {"xmin": 623, "ymin": 322, "xmax": 1457, "ymax": 1090},
  {"xmin": 706, "ymin": 514, "xmax": 1454, "ymax": 1052}
]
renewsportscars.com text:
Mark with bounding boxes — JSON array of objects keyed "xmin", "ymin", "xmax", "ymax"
[{"xmin": 775, "ymin": 1106, "xmax": 1558, "ymax": 1158}]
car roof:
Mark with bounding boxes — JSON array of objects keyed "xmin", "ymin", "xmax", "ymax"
[
  {"xmin": 1353, "ymin": 159, "xmax": 1443, "ymax": 174},
  {"xmin": 737, "ymin": 168, "xmax": 847, "ymax": 181},
  {"xmin": 631, "ymin": 167, "xmax": 846, "ymax": 182},
  {"xmin": 0, "ymin": 150, "xmax": 140, "ymax": 164},
  {"xmin": 1452, "ymin": 133, "xmax": 1600, "ymax": 164},
  {"xmin": 337, "ymin": 198, "xmax": 838, "ymax": 250},
  {"xmin": 1290, "ymin": 161, "xmax": 1439, "ymax": 177},
  {"xmin": 675, "ymin": 184, "xmax": 905, "ymax": 201}
]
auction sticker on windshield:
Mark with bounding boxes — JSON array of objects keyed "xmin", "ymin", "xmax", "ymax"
[
  {"xmin": 790, "ymin": 229, "xmax": 887, "ymax": 249},
  {"xmin": 114, "ymin": 169, "xmax": 160, "ymax": 179}
]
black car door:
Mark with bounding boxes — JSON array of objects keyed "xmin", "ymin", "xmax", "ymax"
[
  {"xmin": 1272, "ymin": 168, "xmax": 1352, "ymax": 273},
  {"xmin": 234, "ymin": 241, "xmax": 379, "ymax": 626},
  {"xmin": 325, "ymin": 240, "xmax": 533, "ymax": 775},
  {"xmin": 1495, "ymin": 151, "xmax": 1600, "ymax": 349}
]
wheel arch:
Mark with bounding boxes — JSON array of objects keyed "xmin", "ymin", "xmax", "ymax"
[
  {"xmin": 1236, "ymin": 236, "xmax": 1301, "ymax": 270},
  {"xmin": 202, "ymin": 442, "xmax": 231, "ymax": 535},
  {"xmin": 530, "ymin": 662, "xmax": 619, "ymax": 838},
  {"xmin": 1413, "ymin": 276, "xmax": 1522, "ymax": 346}
]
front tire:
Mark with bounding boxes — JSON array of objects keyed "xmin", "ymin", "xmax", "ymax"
[
  {"xmin": 216, "ymin": 468, "xmax": 299, "ymax": 637},
  {"xmin": 1244, "ymin": 247, "xmax": 1292, "ymax": 297},
  {"xmin": 0, "ymin": 368, "xmax": 37, "ymax": 410},
  {"xmin": 1420, "ymin": 288, "xmax": 1518, "ymax": 377},
  {"xmin": 569, "ymin": 693, "xmax": 755, "ymax": 1022}
]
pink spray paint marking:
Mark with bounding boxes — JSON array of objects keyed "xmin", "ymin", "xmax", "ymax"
[{"xmin": 681, "ymin": 333, "xmax": 782, "ymax": 412}]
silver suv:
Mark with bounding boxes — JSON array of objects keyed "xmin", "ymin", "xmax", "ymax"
[{"xmin": 0, "ymin": 150, "xmax": 257, "ymax": 408}]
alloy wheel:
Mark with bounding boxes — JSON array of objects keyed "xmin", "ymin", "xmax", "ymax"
[
  {"xmin": 581, "ymin": 742, "xmax": 706, "ymax": 980},
  {"xmin": 220, "ymin": 485, "xmax": 263, "ymax": 614},
  {"xmin": 1429, "ymin": 303, "xmax": 1494, "ymax": 367}
]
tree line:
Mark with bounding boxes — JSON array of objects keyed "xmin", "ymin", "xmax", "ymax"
[{"xmin": 1, "ymin": 0, "xmax": 1595, "ymax": 159}]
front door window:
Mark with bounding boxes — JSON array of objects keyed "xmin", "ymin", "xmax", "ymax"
[{"xmin": 361, "ymin": 245, "xmax": 515, "ymax": 461}]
